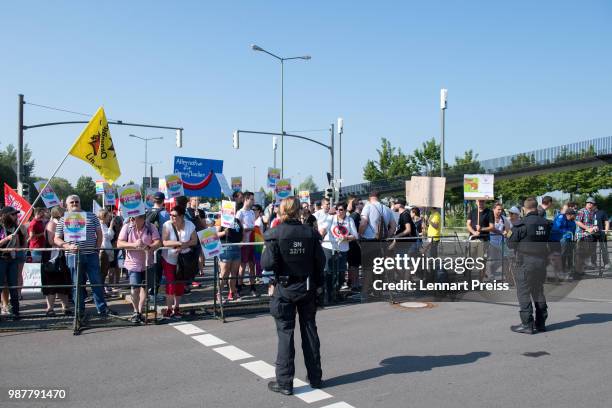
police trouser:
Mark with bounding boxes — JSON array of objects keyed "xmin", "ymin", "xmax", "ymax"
[
  {"xmin": 514, "ymin": 255, "xmax": 548, "ymax": 325},
  {"xmin": 270, "ymin": 281, "xmax": 322, "ymax": 388}
]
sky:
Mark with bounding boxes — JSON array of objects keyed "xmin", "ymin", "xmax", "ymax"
[{"xmin": 0, "ymin": 1, "xmax": 610, "ymax": 193}]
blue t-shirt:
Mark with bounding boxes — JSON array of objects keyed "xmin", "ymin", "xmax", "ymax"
[{"xmin": 550, "ymin": 213, "xmax": 576, "ymax": 242}]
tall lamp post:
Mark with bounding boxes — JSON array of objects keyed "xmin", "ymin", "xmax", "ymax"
[
  {"xmin": 440, "ymin": 88, "xmax": 448, "ymax": 229},
  {"xmin": 129, "ymin": 134, "xmax": 163, "ymax": 187},
  {"xmin": 251, "ymin": 44, "xmax": 311, "ymax": 178},
  {"xmin": 272, "ymin": 136, "xmax": 278, "ymax": 168},
  {"xmin": 337, "ymin": 117, "xmax": 344, "ymax": 195}
]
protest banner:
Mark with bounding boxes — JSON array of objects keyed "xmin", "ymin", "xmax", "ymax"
[
  {"xmin": 231, "ymin": 177, "xmax": 242, "ymax": 192},
  {"xmin": 215, "ymin": 173, "xmax": 233, "ymax": 198},
  {"xmin": 64, "ymin": 211, "xmax": 88, "ymax": 241},
  {"xmin": 174, "ymin": 156, "xmax": 223, "ymax": 198},
  {"xmin": 4, "ymin": 183, "xmax": 32, "ymax": 223},
  {"xmin": 267, "ymin": 167, "xmax": 281, "ymax": 188},
  {"xmin": 164, "ymin": 174, "xmax": 184, "ymax": 198},
  {"xmin": 92, "ymin": 200, "xmax": 102, "ymax": 214},
  {"xmin": 406, "ymin": 176, "xmax": 446, "ymax": 209},
  {"xmin": 254, "ymin": 191, "xmax": 265, "ymax": 206},
  {"xmin": 463, "ymin": 174, "xmax": 495, "ymax": 200},
  {"xmin": 103, "ymin": 183, "xmax": 116, "ymax": 206},
  {"xmin": 221, "ymin": 200, "xmax": 236, "ymax": 228},
  {"xmin": 118, "ymin": 184, "xmax": 145, "ymax": 218},
  {"xmin": 299, "ymin": 190, "xmax": 311, "ymax": 204},
  {"xmin": 95, "ymin": 180, "xmax": 105, "ymax": 194},
  {"xmin": 198, "ymin": 227, "xmax": 222, "ymax": 257},
  {"xmin": 33, "ymin": 180, "xmax": 61, "ymax": 208},
  {"xmin": 275, "ymin": 179, "xmax": 292, "ymax": 203},
  {"xmin": 144, "ymin": 188, "xmax": 157, "ymax": 209},
  {"xmin": 22, "ymin": 263, "xmax": 42, "ymax": 295}
]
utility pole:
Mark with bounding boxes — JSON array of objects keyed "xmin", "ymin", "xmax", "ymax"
[
  {"xmin": 17, "ymin": 94, "xmax": 24, "ymax": 195},
  {"xmin": 440, "ymin": 88, "xmax": 448, "ymax": 229}
]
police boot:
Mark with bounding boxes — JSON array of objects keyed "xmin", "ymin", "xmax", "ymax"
[
  {"xmin": 510, "ymin": 322, "xmax": 535, "ymax": 334},
  {"xmin": 268, "ymin": 381, "xmax": 293, "ymax": 395}
]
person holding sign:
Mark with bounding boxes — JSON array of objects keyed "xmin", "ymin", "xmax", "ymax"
[
  {"xmin": 466, "ymin": 199, "xmax": 494, "ymax": 281},
  {"xmin": 54, "ymin": 195, "xmax": 117, "ymax": 318},
  {"xmin": 0, "ymin": 206, "xmax": 25, "ymax": 319}
]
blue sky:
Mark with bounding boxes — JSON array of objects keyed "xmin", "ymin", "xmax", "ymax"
[{"xmin": 0, "ymin": 1, "xmax": 610, "ymax": 192}]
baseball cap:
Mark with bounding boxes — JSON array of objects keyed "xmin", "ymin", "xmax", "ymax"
[
  {"xmin": 0, "ymin": 206, "xmax": 19, "ymax": 216},
  {"xmin": 565, "ymin": 208, "xmax": 577, "ymax": 215},
  {"xmin": 585, "ymin": 197, "xmax": 596, "ymax": 204},
  {"xmin": 153, "ymin": 192, "xmax": 165, "ymax": 201},
  {"xmin": 508, "ymin": 206, "xmax": 521, "ymax": 215}
]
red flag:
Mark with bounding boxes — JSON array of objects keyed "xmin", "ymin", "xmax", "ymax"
[{"xmin": 3, "ymin": 183, "xmax": 32, "ymax": 223}]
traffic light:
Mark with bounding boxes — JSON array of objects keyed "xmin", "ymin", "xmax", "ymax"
[
  {"xmin": 232, "ymin": 131, "xmax": 239, "ymax": 149},
  {"xmin": 325, "ymin": 186, "xmax": 333, "ymax": 200},
  {"xmin": 22, "ymin": 183, "xmax": 30, "ymax": 202},
  {"xmin": 176, "ymin": 129, "xmax": 183, "ymax": 148}
]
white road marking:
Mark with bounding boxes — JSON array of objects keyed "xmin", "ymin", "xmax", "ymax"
[
  {"xmin": 293, "ymin": 385, "xmax": 333, "ymax": 403},
  {"xmin": 213, "ymin": 345, "xmax": 254, "ymax": 361},
  {"xmin": 240, "ymin": 360, "xmax": 276, "ymax": 379},
  {"xmin": 173, "ymin": 323, "xmax": 206, "ymax": 335},
  {"xmin": 192, "ymin": 333, "xmax": 226, "ymax": 347},
  {"xmin": 320, "ymin": 402, "xmax": 356, "ymax": 408}
]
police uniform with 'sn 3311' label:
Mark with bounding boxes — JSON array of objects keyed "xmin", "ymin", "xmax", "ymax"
[
  {"xmin": 508, "ymin": 210, "xmax": 551, "ymax": 334},
  {"xmin": 261, "ymin": 219, "xmax": 325, "ymax": 394}
]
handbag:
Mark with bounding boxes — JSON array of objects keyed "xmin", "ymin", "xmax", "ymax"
[{"xmin": 171, "ymin": 224, "xmax": 199, "ymax": 281}]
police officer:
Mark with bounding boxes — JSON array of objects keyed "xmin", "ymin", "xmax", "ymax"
[
  {"xmin": 261, "ymin": 197, "xmax": 325, "ymax": 396},
  {"xmin": 508, "ymin": 197, "xmax": 551, "ymax": 334}
]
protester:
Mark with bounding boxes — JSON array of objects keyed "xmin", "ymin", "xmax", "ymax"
[
  {"xmin": 313, "ymin": 198, "xmax": 332, "ymax": 228},
  {"xmin": 146, "ymin": 192, "xmax": 170, "ymax": 300},
  {"xmin": 97, "ymin": 209, "xmax": 115, "ymax": 295},
  {"xmin": 107, "ymin": 210, "xmax": 123, "ymax": 292},
  {"xmin": 236, "ymin": 192, "xmax": 257, "ymax": 297},
  {"xmin": 186, "ymin": 196, "xmax": 206, "ymax": 279},
  {"xmin": 592, "ymin": 203, "xmax": 610, "ymax": 269},
  {"xmin": 393, "ymin": 199, "xmax": 418, "ymax": 258},
  {"xmin": 216, "ymin": 214, "xmax": 243, "ymax": 302},
  {"xmin": 54, "ymin": 195, "xmax": 116, "ymax": 317},
  {"xmin": 300, "ymin": 207, "xmax": 317, "ymax": 229},
  {"xmin": 359, "ymin": 191, "xmax": 396, "ymax": 240},
  {"xmin": 538, "ymin": 195, "xmax": 554, "ymax": 219},
  {"xmin": 0, "ymin": 206, "xmax": 24, "ymax": 319},
  {"xmin": 575, "ymin": 197, "xmax": 598, "ymax": 275},
  {"xmin": 161, "ymin": 206, "xmax": 198, "ymax": 318},
  {"xmin": 319, "ymin": 201, "xmax": 358, "ymax": 303},
  {"xmin": 508, "ymin": 206, "xmax": 522, "ymax": 227},
  {"xmin": 466, "ymin": 199, "xmax": 494, "ymax": 281},
  {"xmin": 27, "ymin": 208, "xmax": 47, "ymax": 263},
  {"xmin": 551, "ymin": 208, "xmax": 577, "ymax": 274},
  {"xmin": 410, "ymin": 207, "xmax": 423, "ymax": 237},
  {"xmin": 488, "ymin": 202, "xmax": 512, "ymax": 281},
  {"xmin": 41, "ymin": 206, "xmax": 72, "ymax": 316},
  {"xmin": 346, "ymin": 197, "xmax": 362, "ymax": 291},
  {"xmin": 117, "ymin": 214, "xmax": 161, "ymax": 323}
]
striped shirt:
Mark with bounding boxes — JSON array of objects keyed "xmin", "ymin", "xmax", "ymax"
[{"xmin": 55, "ymin": 212, "xmax": 101, "ymax": 255}]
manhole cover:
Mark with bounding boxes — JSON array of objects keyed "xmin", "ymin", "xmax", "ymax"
[{"xmin": 399, "ymin": 302, "xmax": 430, "ymax": 309}]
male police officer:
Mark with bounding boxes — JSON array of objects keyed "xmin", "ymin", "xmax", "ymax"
[
  {"xmin": 508, "ymin": 197, "xmax": 551, "ymax": 334},
  {"xmin": 262, "ymin": 197, "xmax": 325, "ymax": 395}
]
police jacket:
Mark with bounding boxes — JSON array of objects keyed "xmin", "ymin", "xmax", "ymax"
[
  {"xmin": 508, "ymin": 211, "xmax": 551, "ymax": 256},
  {"xmin": 261, "ymin": 219, "xmax": 325, "ymax": 288}
]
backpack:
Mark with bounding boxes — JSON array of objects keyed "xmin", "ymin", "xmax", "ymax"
[
  {"xmin": 146, "ymin": 207, "xmax": 161, "ymax": 229},
  {"xmin": 374, "ymin": 203, "xmax": 389, "ymax": 240}
]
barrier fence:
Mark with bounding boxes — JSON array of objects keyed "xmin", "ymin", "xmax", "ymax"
[{"xmin": 1, "ymin": 232, "xmax": 609, "ymax": 332}]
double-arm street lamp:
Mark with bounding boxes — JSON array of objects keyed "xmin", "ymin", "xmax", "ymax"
[
  {"xmin": 129, "ymin": 134, "xmax": 163, "ymax": 188},
  {"xmin": 251, "ymin": 44, "xmax": 311, "ymax": 177}
]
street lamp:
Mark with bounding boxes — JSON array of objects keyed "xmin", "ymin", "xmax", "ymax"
[
  {"xmin": 337, "ymin": 117, "xmax": 344, "ymax": 195},
  {"xmin": 129, "ymin": 134, "xmax": 163, "ymax": 187},
  {"xmin": 251, "ymin": 44, "xmax": 311, "ymax": 178},
  {"xmin": 272, "ymin": 136, "xmax": 278, "ymax": 168},
  {"xmin": 440, "ymin": 88, "xmax": 448, "ymax": 229}
]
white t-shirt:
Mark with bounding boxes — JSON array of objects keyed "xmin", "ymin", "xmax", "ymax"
[
  {"xmin": 162, "ymin": 219, "xmax": 196, "ymax": 265},
  {"xmin": 322, "ymin": 215, "xmax": 358, "ymax": 252},
  {"xmin": 361, "ymin": 201, "xmax": 393, "ymax": 239},
  {"xmin": 314, "ymin": 209, "xmax": 331, "ymax": 227},
  {"xmin": 237, "ymin": 208, "xmax": 255, "ymax": 241}
]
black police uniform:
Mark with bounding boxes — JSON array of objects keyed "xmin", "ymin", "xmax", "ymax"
[
  {"xmin": 261, "ymin": 218, "xmax": 325, "ymax": 394},
  {"xmin": 508, "ymin": 211, "xmax": 551, "ymax": 333}
]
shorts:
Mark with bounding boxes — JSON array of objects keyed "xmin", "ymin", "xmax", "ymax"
[
  {"xmin": 219, "ymin": 245, "xmax": 241, "ymax": 262},
  {"xmin": 128, "ymin": 270, "xmax": 144, "ymax": 289},
  {"xmin": 241, "ymin": 245, "xmax": 254, "ymax": 263},
  {"xmin": 161, "ymin": 258, "xmax": 185, "ymax": 296}
]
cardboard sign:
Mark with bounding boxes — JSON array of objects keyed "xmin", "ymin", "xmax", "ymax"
[
  {"xmin": 64, "ymin": 211, "xmax": 88, "ymax": 241},
  {"xmin": 164, "ymin": 174, "xmax": 184, "ymax": 198},
  {"xmin": 267, "ymin": 168, "xmax": 281, "ymax": 188},
  {"xmin": 231, "ymin": 177, "xmax": 242, "ymax": 192},
  {"xmin": 95, "ymin": 180, "xmax": 105, "ymax": 195},
  {"xmin": 275, "ymin": 179, "xmax": 292, "ymax": 203},
  {"xmin": 463, "ymin": 174, "xmax": 495, "ymax": 200},
  {"xmin": 33, "ymin": 180, "xmax": 61, "ymax": 208},
  {"xmin": 22, "ymin": 263, "xmax": 42, "ymax": 294},
  {"xmin": 221, "ymin": 200, "xmax": 236, "ymax": 228},
  {"xmin": 216, "ymin": 173, "xmax": 233, "ymax": 198},
  {"xmin": 198, "ymin": 227, "xmax": 222, "ymax": 258},
  {"xmin": 118, "ymin": 184, "xmax": 145, "ymax": 218},
  {"xmin": 406, "ymin": 176, "xmax": 446, "ymax": 209},
  {"xmin": 103, "ymin": 183, "xmax": 116, "ymax": 206},
  {"xmin": 254, "ymin": 191, "xmax": 265, "ymax": 206},
  {"xmin": 299, "ymin": 191, "xmax": 310, "ymax": 204},
  {"xmin": 144, "ymin": 188, "xmax": 157, "ymax": 209}
]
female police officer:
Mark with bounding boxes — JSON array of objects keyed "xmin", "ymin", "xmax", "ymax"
[{"xmin": 262, "ymin": 197, "xmax": 326, "ymax": 395}]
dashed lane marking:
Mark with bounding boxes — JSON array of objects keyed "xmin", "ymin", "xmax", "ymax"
[
  {"xmin": 240, "ymin": 360, "xmax": 276, "ymax": 379},
  {"xmin": 213, "ymin": 345, "xmax": 254, "ymax": 361},
  {"xmin": 172, "ymin": 323, "xmax": 206, "ymax": 335},
  {"xmin": 192, "ymin": 333, "xmax": 227, "ymax": 347}
]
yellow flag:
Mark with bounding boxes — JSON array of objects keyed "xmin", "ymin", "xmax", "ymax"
[{"xmin": 69, "ymin": 107, "xmax": 121, "ymax": 184}]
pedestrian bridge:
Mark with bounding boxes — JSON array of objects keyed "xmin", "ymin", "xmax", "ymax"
[{"xmin": 312, "ymin": 135, "xmax": 612, "ymax": 201}]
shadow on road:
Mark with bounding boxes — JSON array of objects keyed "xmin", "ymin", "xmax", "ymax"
[
  {"xmin": 324, "ymin": 351, "xmax": 491, "ymax": 387},
  {"xmin": 546, "ymin": 313, "xmax": 612, "ymax": 332}
]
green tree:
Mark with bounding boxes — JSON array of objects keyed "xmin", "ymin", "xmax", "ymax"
[
  {"xmin": 49, "ymin": 177, "xmax": 75, "ymax": 202},
  {"xmin": 507, "ymin": 153, "xmax": 536, "ymax": 170},
  {"xmin": 447, "ymin": 150, "xmax": 484, "ymax": 176},
  {"xmin": 298, "ymin": 175, "xmax": 318, "ymax": 192},
  {"xmin": 0, "ymin": 143, "xmax": 36, "ymax": 203},
  {"xmin": 363, "ymin": 138, "xmax": 418, "ymax": 181},
  {"xmin": 411, "ymin": 138, "xmax": 441, "ymax": 176},
  {"xmin": 74, "ymin": 176, "xmax": 97, "ymax": 211}
]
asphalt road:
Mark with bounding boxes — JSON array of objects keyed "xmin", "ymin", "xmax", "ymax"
[{"xmin": 1, "ymin": 281, "xmax": 612, "ymax": 408}]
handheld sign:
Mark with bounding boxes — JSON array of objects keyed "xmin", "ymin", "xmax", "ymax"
[
  {"xmin": 275, "ymin": 179, "xmax": 292, "ymax": 203},
  {"xmin": 198, "ymin": 227, "xmax": 222, "ymax": 258},
  {"xmin": 231, "ymin": 177, "xmax": 242, "ymax": 192},
  {"xmin": 64, "ymin": 211, "xmax": 87, "ymax": 241},
  {"xmin": 406, "ymin": 176, "xmax": 446, "ymax": 209},
  {"xmin": 164, "ymin": 174, "xmax": 184, "ymax": 198},
  {"xmin": 118, "ymin": 184, "xmax": 145, "ymax": 218},
  {"xmin": 95, "ymin": 180, "xmax": 105, "ymax": 195},
  {"xmin": 33, "ymin": 180, "xmax": 61, "ymax": 208},
  {"xmin": 144, "ymin": 188, "xmax": 157, "ymax": 209},
  {"xmin": 215, "ymin": 174, "xmax": 233, "ymax": 198},
  {"xmin": 103, "ymin": 183, "xmax": 116, "ymax": 206},
  {"xmin": 267, "ymin": 168, "xmax": 281, "ymax": 188},
  {"xmin": 463, "ymin": 174, "xmax": 495, "ymax": 200},
  {"xmin": 299, "ymin": 190, "xmax": 310, "ymax": 204},
  {"xmin": 221, "ymin": 200, "xmax": 236, "ymax": 228}
]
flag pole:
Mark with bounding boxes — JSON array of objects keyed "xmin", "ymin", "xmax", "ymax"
[{"xmin": 15, "ymin": 150, "xmax": 71, "ymax": 232}]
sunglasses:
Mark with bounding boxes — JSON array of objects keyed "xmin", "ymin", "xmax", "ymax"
[
  {"xmin": 68, "ymin": 201, "xmax": 80, "ymax": 204},
  {"xmin": 336, "ymin": 208, "xmax": 345, "ymax": 212}
]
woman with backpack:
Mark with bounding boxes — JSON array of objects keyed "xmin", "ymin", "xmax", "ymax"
[
  {"xmin": 216, "ymin": 215, "xmax": 243, "ymax": 302},
  {"xmin": 117, "ymin": 214, "xmax": 161, "ymax": 323}
]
